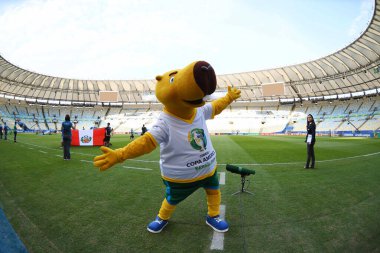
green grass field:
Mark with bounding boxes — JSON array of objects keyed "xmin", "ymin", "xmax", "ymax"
[{"xmin": 0, "ymin": 134, "xmax": 379, "ymax": 252}]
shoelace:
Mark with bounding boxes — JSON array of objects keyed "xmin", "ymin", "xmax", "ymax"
[
  {"xmin": 213, "ymin": 217, "xmax": 222, "ymax": 223},
  {"xmin": 155, "ymin": 219, "xmax": 163, "ymax": 224}
]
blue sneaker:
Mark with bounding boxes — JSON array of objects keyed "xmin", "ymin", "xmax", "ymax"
[
  {"xmin": 206, "ymin": 215, "xmax": 229, "ymax": 232},
  {"xmin": 147, "ymin": 216, "xmax": 168, "ymax": 233}
]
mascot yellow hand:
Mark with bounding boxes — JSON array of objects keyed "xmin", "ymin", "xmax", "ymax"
[
  {"xmin": 212, "ymin": 86, "xmax": 241, "ymax": 116},
  {"xmin": 93, "ymin": 146, "xmax": 122, "ymax": 171},
  {"xmin": 93, "ymin": 133, "xmax": 157, "ymax": 171},
  {"xmin": 227, "ymin": 86, "xmax": 241, "ymax": 100}
]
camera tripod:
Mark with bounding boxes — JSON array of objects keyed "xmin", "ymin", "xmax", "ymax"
[{"xmin": 232, "ymin": 174, "xmax": 254, "ymax": 195}]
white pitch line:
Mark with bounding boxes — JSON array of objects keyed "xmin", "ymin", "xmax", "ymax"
[
  {"xmin": 219, "ymin": 172, "xmax": 226, "ymax": 185},
  {"xmin": 24, "ymin": 142, "xmax": 151, "ymax": 160},
  {"xmin": 55, "ymin": 155, "xmax": 61, "ymax": 157},
  {"xmin": 22, "ymin": 142, "xmax": 380, "ymax": 166},
  {"xmin": 218, "ymin": 151, "xmax": 380, "ymax": 167},
  {"xmin": 80, "ymin": 160, "xmax": 93, "ymax": 163},
  {"xmin": 210, "ymin": 205, "xmax": 226, "ymax": 250},
  {"xmin": 122, "ymin": 166, "xmax": 152, "ymax": 171},
  {"xmin": 128, "ymin": 159, "xmax": 159, "ymax": 163},
  {"xmin": 81, "ymin": 160, "xmax": 152, "ymax": 171},
  {"xmin": 129, "ymin": 151, "xmax": 380, "ymax": 166},
  {"xmin": 111, "ymin": 151, "xmax": 380, "ymax": 167},
  {"xmin": 39, "ymin": 151, "xmax": 47, "ymax": 154},
  {"xmin": 24, "ymin": 143, "xmax": 94, "ymax": 157}
]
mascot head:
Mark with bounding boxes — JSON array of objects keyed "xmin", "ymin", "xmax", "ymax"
[{"xmin": 155, "ymin": 61, "xmax": 217, "ymax": 119}]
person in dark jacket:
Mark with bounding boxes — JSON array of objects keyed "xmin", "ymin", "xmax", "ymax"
[
  {"xmin": 141, "ymin": 124, "xmax": 147, "ymax": 135},
  {"xmin": 61, "ymin": 115, "xmax": 75, "ymax": 160},
  {"xmin": 13, "ymin": 122, "xmax": 17, "ymax": 142},
  {"xmin": 304, "ymin": 114, "xmax": 316, "ymax": 169},
  {"xmin": 0, "ymin": 124, "xmax": 3, "ymax": 139},
  {"xmin": 104, "ymin": 123, "xmax": 112, "ymax": 147},
  {"xmin": 4, "ymin": 122, "xmax": 7, "ymax": 140}
]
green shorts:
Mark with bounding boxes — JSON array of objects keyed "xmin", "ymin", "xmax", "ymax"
[{"xmin": 163, "ymin": 171, "xmax": 220, "ymax": 205}]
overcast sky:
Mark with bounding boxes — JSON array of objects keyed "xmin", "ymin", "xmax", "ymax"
[{"xmin": 0, "ymin": 0, "xmax": 374, "ymax": 80}]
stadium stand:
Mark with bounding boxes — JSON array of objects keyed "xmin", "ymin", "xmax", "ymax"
[
  {"xmin": 1, "ymin": 97, "xmax": 379, "ymax": 136},
  {"xmin": 1, "ymin": 1, "xmax": 380, "ymax": 137}
]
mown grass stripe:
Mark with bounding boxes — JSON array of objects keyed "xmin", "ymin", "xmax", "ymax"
[{"xmin": 2, "ymin": 134, "xmax": 379, "ymax": 252}]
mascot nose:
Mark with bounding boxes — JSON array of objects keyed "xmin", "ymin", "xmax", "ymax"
[{"xmin": 193, "ymin": 61, "xmax": 217, "ymax": 95}]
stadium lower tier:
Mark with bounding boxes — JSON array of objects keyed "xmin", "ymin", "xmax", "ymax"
[{"xmin": 0, "ymin": 97, "xmax": 379, "ymax": 135}]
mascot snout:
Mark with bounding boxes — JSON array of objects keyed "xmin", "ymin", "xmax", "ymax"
[{"xmin": 193, "ymin": 61, "xmax": 216, "ymax": 96}]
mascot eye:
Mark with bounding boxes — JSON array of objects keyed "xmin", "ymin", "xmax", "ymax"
[{"xmin": 169, "ymin": 76, "xmax": 175, "ymax": 84}]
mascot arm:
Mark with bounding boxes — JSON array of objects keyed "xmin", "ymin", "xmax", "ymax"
[
  {"xmin": 93, "ymin": 133, "xmax": 157, "ymax": 171},
  {"xmin": 211, "ymin": 86, "xmax": 241, "ymax": 116}
]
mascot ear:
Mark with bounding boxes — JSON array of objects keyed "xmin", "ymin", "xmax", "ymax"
[{"xmin": 156, "ymin": 75, "xmax": 163, "ymax": 81}]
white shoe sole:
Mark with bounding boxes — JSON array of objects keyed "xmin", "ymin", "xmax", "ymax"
[
  {"xmin": 147, "ymin": 222, "xmax": 168, "ymax": 233},
  {"xmin": 206, "ymin": 220, "xmax": 229, "ymax": 233}
]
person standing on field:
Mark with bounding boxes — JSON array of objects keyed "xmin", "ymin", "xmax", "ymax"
[
  {"xmin": 13, "ymin": 122, "xmax": 17, "ymax": 143},
  {"xmin": 104, "ymin": 122, "xmax": 112, "ymax": 147},
  {"xmin": 141, "ymin": 124, "xmax": 147, "ymax": 135},
  {"xmin": 61, "ymin": 115, "xmax": 75, "ymax": 160},
  {"xmin": 4, "ymin": 122, "xmax": 7, "ymax": 140},
  {"xmin": 304, "ymin": 114, "xmax": 316, "ymax": 169}
]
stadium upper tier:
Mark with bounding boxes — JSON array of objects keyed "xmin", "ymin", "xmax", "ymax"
[{"xmin": 0, "ymin": 1, "xmax": 380, "ymax": 104}]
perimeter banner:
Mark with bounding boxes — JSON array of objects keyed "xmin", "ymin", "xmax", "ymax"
[{"xmin": 71, "ymin": 128, "xmax": 106, "ymax": 146}]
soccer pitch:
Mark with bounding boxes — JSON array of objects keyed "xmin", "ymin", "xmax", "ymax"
[{"xmin": 1, "ymin": 134, "xmax": 379, "ymax": 252}]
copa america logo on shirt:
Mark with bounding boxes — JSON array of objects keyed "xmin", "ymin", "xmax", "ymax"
[
  {"xmin": 81, "ymin": 135, "xmax": 92, "ymax": 144},
  {"xmin": 188, "ymin": 128, "xmax": 207, "ymax": 151}
]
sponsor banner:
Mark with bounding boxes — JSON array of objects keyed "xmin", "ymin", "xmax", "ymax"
[
  {"xmin": 342, "ymin": 133, "xmax": 373, "ymax": 137},
  {"xmin": 71, "ymin": 128, "xmax": 106, "ymax": 146}
]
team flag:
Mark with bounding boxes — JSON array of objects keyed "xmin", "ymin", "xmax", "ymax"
[{"xmin": 71, "ymin": 128, "xmax": 106, "ymax": 146}]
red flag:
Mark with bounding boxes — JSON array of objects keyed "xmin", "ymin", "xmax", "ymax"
[
  {"xmin": 71, "ymin": 129, "xmax": 79, "ymax": 146},
  {"xmin": 71, "ymin": 128, "xmax": 106, "ymax": 146},
  {"xmin": 93, "ymin": 128, "xmax": 106, "ymax": 146}
]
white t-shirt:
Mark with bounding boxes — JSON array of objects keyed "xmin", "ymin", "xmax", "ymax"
[{"xmin": 149, "ymin": 103, "xmax": 217, "ymax": 182}]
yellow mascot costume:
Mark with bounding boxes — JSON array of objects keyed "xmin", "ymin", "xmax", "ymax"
[{"xmin": 94, "ymin": 61, "xmax": 240, "ymax": 233}]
